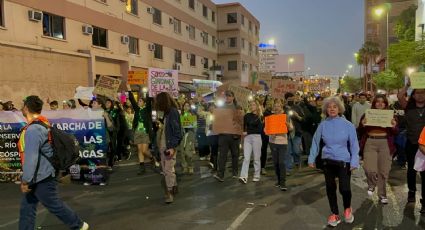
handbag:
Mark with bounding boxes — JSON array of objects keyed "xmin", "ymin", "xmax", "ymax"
[{"xmin": 414, "ymin": 149, "xmax": 425, "ymax": 172}]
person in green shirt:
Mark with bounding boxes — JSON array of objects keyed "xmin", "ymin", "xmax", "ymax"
[{"xmin": 178, "ymin": 101, "xmax": 197, "ymax": 175}]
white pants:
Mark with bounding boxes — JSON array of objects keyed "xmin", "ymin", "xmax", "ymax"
[{"xmin": 240, "ymin": 134, "xmax": 262, "ymax": 179}]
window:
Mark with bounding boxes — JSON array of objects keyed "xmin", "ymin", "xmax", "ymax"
[
  {"xmin": 42, "ymin": 13, "xmax": 65, "ymax": 39},
  {"xmin": 188, "ymin": 25, "xmax": 195, "ymax": 40},
  {"xmin": 248, "ymin": 21, "xmax": 252, "ymax": 32},
  {"xmin": 126, "ymin": 0, "xmax": 138, "ymax": 15},
  {"xmin": 255, "ymin": 46, "xmax": 258, "ymax": 56},
  {"xmin": 203, "ymin": 58, "xmax": 208, "ymax": 69},
  {"xmin": 212, "ymin": 35, "xmax": 216, "ymax": 48},
  {"xmin": 129, "ymin": 36, "xmax": 139, "ymax": 54},
  {"xmin": 175, "ymin": 49, "xmax": 182, "ymax": 63},
  {"xmin": 241, "ymin": 38, "xmax": 245, "ymax": 49},
  {"xmin": 190, "ymin": 54, "xmax": 196, "ymax": 67},
  {"xmin": 241, "ymin": 15, "xmax": 245, "ymax": 25},
  {"xmin": 227, "ymin": 13, "xmax": 237, "ymax": 24},
  {"xmin": 202, "ymin": 32, "xmax": 208, "ymax": 45},
  {"xmin": 228, "ymin": 37, "xmax": 237, "ymax": 48},
  {"xmin": 212, "ymin": 11, "xmax": 215, "ymax": 23},
  {"xmin": 174, "ymin": 18, "xmax": 181, "ymax": 34},
  {"xmin": 0, "ymin": 0, "xmax": 3, "ymax": 27},
  {"xmin": 92, "ymin": 26, "xmax": 107, "ymax": 48},
  {"xmin": 249, "ymin": 42, "xmax": 252, "ymax": 55},
  {"xmin": 154, "ymin": 43, "xmax": 163, "ymax": 59},
  {"xmin": 188, "ymin": 0, "xmax": 195, "ymax": 10},
  {"xmin": 255, "ymin": 26, "xmax": 258, "ymax": 35},
  {"xmin": 153, "ymin": 8, "xmax": 161, "ymax": 25},
  {"xmin": 203, "ymin": 5, "xmax": 208, "ymax": 18},
  {"xmin": 228, "ymin": 61, "xmax": 237, "ymax": 71}
]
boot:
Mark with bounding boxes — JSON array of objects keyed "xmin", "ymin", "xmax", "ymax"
[
  {"xmin": 137, "ymin": 163, "xmax": 146, "ymax": 175},
  {"xmin": 165, "ymin": 190, "xmax": 174, "ymax": 204}
]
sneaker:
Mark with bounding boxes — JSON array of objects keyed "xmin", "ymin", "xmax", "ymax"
[
  {"xmin": 126, "ymin": 151, "xmax": 132, "ymax": 161},
  {"xmin": 327, "ymin": 214, "xmax": 341, "ymax": 227},
  {"xmin": 261, "ymin": 168, "xmax": 267, "ymax": 175},
  {"xmin": 209, "ymin": 162, "xmax": 214, "ymax": 169},
  {"xmin": 199, "ymin": 157, "xmax": 206, "ymax": 161},
  {"xmin": 380, "ymin": 197, "xmax": 388, "ymax": 204},
  {"xmin": 344, "ymin": 208, "xmax": 354, "ymax": 224},
  {"xmin": 408, "ymin": 191, "xmax": 416, "ymax": 203},
  {"xmin": 252, "ymin": 177, "xmax": 260, "ymax": 182},
  {"xmin": 99, "ymin": 182, "xmax": 107, "ymax": 186},
  {"xmin": 83, "ymin": 182, "xmax": 91, "ymax": 186},
  {"xmin": 80, "ymin": 222, "xmax": 89, "ymax": 230},
  {"xmin": 214, "ymin": 174, "xmax": 224, "ymax": 182},
  {"xmin": 367, "ymin": 188, "xmax": 374, "ymax": 197},
  {"xmin": 274, "ymin": 182, "xmax": 280, "ymax": 188},
  {"xmin": 239, "ymin": 177, "xmax": 247, "ymax": 184},
  {"xmin": 165, "ymin": 192, "xmax": 174, "ymax": 204},
  {"xmin": 280, "ymin": 184, "xmax": 288, "ymax": 191}
]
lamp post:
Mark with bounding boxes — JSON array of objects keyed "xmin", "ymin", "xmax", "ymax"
[
  {"xmin": 374, "ymin": 5, "xmax": 389, "ymax": 69},
  {"xmin": 288, "ymin": 57, "xmax": 294, "ymax": 76}
]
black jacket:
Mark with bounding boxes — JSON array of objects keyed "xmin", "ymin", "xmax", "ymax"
[{"xmin": 164, "ymin": 107, "xmax": 183, "ymax": 149}]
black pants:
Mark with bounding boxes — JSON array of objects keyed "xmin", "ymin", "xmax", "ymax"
[
  {"xmin": 261, "ymin": 132, "xmax": 269, "ymax": 169},
  {"xmin": 406, "ymin": 140, "xmax": 425, "ymax": 201},
  {"xmin": 209, "ymin": 135, "xmax": 219, "ymax": 170},
  {"xmin": 270, "ymin": 143, "xmax": 287, "ymax": 186},
  {"xmin": 197, "ymin": 132, "xmax": 210, "ymax": 157},
  {"xmin": 323, "ymin": 161, "xmax": 352, "ymax": 215},
  {"xmin": 217, "ymin": 134, "xmax": 240, "ymax": 178}
]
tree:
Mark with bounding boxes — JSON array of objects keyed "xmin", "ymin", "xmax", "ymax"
[
  {"xmin": 340, "ymin": 76, "xmax": 362, "ymax": 93},
  {"xmin": 394, "ymin": 5, "xmax": 417, "ymax": 42},
  {"xmin": 389, "ymin": 40, "xmax": 425, "ymax": 76},
  {"xmin": 373, "ymin": 70, "xmax": 403, "ymax": 92},
  {"xmin": 358, "ymin": 41, "xmax": 380, "ymax": 91}
]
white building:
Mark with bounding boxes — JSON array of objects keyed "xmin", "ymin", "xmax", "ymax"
[
  {"xmin": 258, "ymin": 43, "xmax": 278, "ymax": 75},
  {"xmin": 417, "ymin": 0, "xmax": 425, "ymax": 41}
]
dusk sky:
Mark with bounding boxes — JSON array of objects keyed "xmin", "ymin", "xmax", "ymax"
[{"xmin": 214, "ymin": 0, "xmax": 365, "ymax": 76}]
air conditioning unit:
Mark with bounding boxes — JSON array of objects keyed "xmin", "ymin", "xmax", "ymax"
[
  {"xmin": 186, "ymin": 53, "xmax": 191, "ymax": 59},
  {"xmin": 121, "ymin": 35, "xmax": 129, "ymax": 44},
  {"xmin": 148, "ymin": 43, "xmax": 155, "ymax": 51},
  {"xmin": 28, "ymin": 10, "xmax": 42, "ymax": 22},
  {"xmin": 82, "ymin": 25, "xmax": 93, "ymax": 35},
  {"xmin": 173, "ymin": 63, "xmax": 181, "ymax": 70},
  {"xmin": 147, "ymin": 7, "xmax": 155, "ymax": 14},
  {"xmin": 169, "ymin": 18, "xmax": 174, "ymax": 25}
]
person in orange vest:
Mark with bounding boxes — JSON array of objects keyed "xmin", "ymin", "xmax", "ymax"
[{"xmin": 417, "ymin": 127, "xmax": 425, "ymax": 213}]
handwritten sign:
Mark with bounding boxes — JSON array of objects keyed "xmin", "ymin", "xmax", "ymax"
[
  {"xmin": 212, "ymin": 109, "xmax": 243, "ymax": 135},
  {"xmin": 93, "ymin": 76, "xmax": 122, "ymax": 99},
  {"xmin": 74, "ymin": 86, "xmax": 94, "ymax": 100},
  {"xmin": 148, "ymin": 68, "xmax": 179, "ymax": 98},
  {"xmin": 271, "ymin": 79, "xmax": 298, "ymax": 99},
  {"xmin": 228, "ymin": 85, "xmax": 251, "ymax": 109},
  {"xmin": 128, "ymin": 70, "xmax": 148, "ymax": 85},
  {"xmin": 181, "ymin": 113, "xmax": 197, "ymax": 128},
  {"xmin": 265, "ymin": 114, "xmax": 288, "ymax": 135},
  {"xmin": 193, "ymin": 79, "xmax": 222, "ymax": 96},
  {"xmin": 410, "ymin": 72, "xmax": 425, "ymax": 89},
  {"xmin": 365, "ymin": 109, "xmax": 394, "ymax": 127}
]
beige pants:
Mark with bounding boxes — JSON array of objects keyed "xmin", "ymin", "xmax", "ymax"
[
  {"xmin": 363, "ymin": 138, "xmax": 392, "ymax": 197},
  {"xmin": 160, "ymin": 149, "xmax": 177, "ymax": 190}
]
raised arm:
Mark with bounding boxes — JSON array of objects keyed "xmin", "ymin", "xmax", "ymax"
[{"xmin": 127, "ymin": 84, "xmax": 139, "ymax": 111}]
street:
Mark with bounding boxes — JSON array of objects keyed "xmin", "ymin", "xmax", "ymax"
[{"xmin": 1, "ymin": 157, "xmax": 425, "ymax": 230}]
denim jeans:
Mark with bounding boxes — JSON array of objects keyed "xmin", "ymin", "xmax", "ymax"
[
  {"xmin": 240, "ymin": 134, "xmax": 262, "ymax": 179},
  {"xmin": 286, "ymin": 135, "xmax": 302, "ymax": 171},
  {"xmin": 19, "ymin": 178, "xmax": 83, "ymax": 230}
]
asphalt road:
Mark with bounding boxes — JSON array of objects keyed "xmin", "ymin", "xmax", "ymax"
[{"xmin": 1, "ymin": 157, "xmax": 425, "ymax": 230}]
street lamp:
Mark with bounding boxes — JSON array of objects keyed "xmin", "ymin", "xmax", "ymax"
[
  {"xmin": 288, "ymin": 57, "xmax": 294, "ymax": 75},
  {"xmin": 407, "ymin": 67, "xmax": 415, "ymax": 76},
  {"xmin": 374, "ymin": 5, "xmax": 390, "ymax": 69}
]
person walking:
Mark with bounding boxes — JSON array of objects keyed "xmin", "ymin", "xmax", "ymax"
[
  {"xmin": 308, "ymin": 96, "xmax": 359, "ymax": 227},
  {"xmin": 239, "ymin": 100, "xmax": 263, "ymax": 183},
  {"xmin": 179, "ymin": 101, "xmax": 197, "ymax": 175},
  {"xmin": 358, "ymin": 95, "xmax": 398, "ymax": 204},
  {"xmin": 206, "ymin": 103, "xmax": 219, "ymax": 171},
  {"xmin": 351, "ymin": 93, "xmax": 370, "ymax": 128},
  {"xmin": 417, "ymin": 127, "xmax": 425, "ymax": 213},
  {"xmin": 18, "ymin": 95, "xmax": 89, "ymax": 230},
  {"xmin": 261, "ymin": 95, "xmax": 273, "ymax": 175}
]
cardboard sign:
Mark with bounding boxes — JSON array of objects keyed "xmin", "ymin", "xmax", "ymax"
[
  {"xmin": 265, "ymin": 114, "xmax": 288, "ymax": 135},
  {"xmin": 365, "ymin": 109, "xmax": 394, "ymax": 127},
  {"xmin": 212, "ymin": 109, "xmax": 243, "ymax": 135},
  {"xmin": 193, "ymin": 79, "xmax": 222, "ymax": 96},
  {"xmin": 228, "ymin": 85, "xmax": 251, "ymax": 109},
  {"xmin": 181, "ymin": 113, "xmax": 197, "ymax": 128},
  {"xmin": 128, "ymin": 70, "xmax": 148, "ymax": 85},
  {"xmin": 74, "ymin": 86, "xmax": 94, "ymax": 100},
  {"xmin": 93, "ymin": 76, "xmax": 122, "ymax": 99},
  {"xmin": 410, "ymin": 72, "xmax": 425, "ymax": 89},
  {"xmin": 271, "ymin": 79, "xmax": 298, "ymax": 99},
  {"xmin": 148, "ymin": 68, "xmax": 179, "ymax": 98}
]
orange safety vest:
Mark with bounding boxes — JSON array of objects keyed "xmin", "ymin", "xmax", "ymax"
[{"xmin": 18, "ymin": 116, "xmax": 50, "ymax": 165}]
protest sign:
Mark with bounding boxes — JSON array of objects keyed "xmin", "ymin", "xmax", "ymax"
[
  {"xmin": 93, "ymin": 76, "xmax": 122, "ymax": 99},
  {"xmin": 212, "ymin": 109, "xmax": 243, "ymax": 135},
  {"xmin": 271, "ymin": 79, "xmax": 298, "ymax": 99},
  {"xmin": 180, "ymin": 113, "xmax": 197, "ymax": 128},
  {"xmin": 128, "ymin": 70, "xmax": 148, "ymax": 85},
  {"xmin": 365, "ymin": 109, "xmax": 394, "ymax": 127},
  {"xmin": 265, "ymin": 114, "xmax": 288, "ymax": 135},
  {"xmin": 228, "ymin": 85, "xmax": 251, "ymax": 109},
  {"xmin": 193, "ymin": 79, "xmax": 222, "ymax": 96},
  {"xmin": 410, "ymin": 72, "xmax": 425, "ymax": 89},
  {"xmin": 148, "ymin": 68, "xmax": 179, "ymax": 97},
  {"xmin": 74, "ymin": 86, "xmax": 94, "ymax": 100},
  {"xmin": 258, "ymin": 72, "xmax": 272, "ymax": 91}
]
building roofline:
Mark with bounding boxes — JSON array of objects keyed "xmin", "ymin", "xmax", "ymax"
[{"xmin": 216, "ymin": 2, "xmax": 260, "ymax": 25}]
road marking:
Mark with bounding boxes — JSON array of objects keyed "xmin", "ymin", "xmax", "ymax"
[{"xmin": 226, "ymin": 207, "xmax": 254, "ymax": 230}]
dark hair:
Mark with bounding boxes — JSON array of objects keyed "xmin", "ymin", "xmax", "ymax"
[
  {"xmin": 225, "ymin": 90, "xmax": 238, "ymax": 106},
  {"xmin": 181, "ymin": 101, "xmax": 192, "ymax": 113},
  {"xmin": 89, "ymin": 97, "xmax": 105, "ymax": 109},
  {"xmin": 49, "ymin": 100, "xmax": 58, "ymax": 107},
  {"xmin": 406, "ymin": 89, "xmax": 425, "ymax": 110},
  {"xmin": 315, "ymin": 96, "xmax": 323, "ymax": 102},
  {"xmin": 68, "ymin": 99, "xmax": 76, "ymax": 109},
  {"xmin": 284, "ymin": 92, "xmax": 294, "ymax": 100},
  {"xmin": 23, "ymin": 95, "xmax": 43, "ymax": 114},
  {"xmin": 358, "ymin": 93, "xmax": 367, "ymax": 98},
  {"xmin": 155, "ymin": 92, "xmax": 178, "ymax": 113},
  {"xmin": 371, "ymin": 94, "xmax": 389, "ymax": 109}
]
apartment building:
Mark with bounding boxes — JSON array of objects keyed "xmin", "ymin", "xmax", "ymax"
[
  {"xmin": 258, "ymin": 43, "xmax": 278, "ymax": 75},
  {"xmin": 0, "ymin": 0, "xmax": 259, "ymax": 104}
]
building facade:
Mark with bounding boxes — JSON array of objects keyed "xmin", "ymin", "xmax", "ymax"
[
  {"xmin": 0, "ymin": 0, "xmax": 259, "ymax": 104},
  {"xmin": 258, "ymin": 43, "xmax": 278, "ymax": 75},
  {"xmin": 417, "ymin": 0, "xmax": 425, "ymax": 41}
]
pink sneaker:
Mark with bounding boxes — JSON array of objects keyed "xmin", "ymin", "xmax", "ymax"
[
  {"xmin": 344, "ymin": 208, "xmax": 354, "ymax": 223},
  {"xmin": 327, "ymin": 214, "xmax": 341, "ymax": 227}
]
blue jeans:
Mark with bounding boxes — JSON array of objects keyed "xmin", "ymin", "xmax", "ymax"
[
  {"xmin": 19, "ymin": 178, "xmax": 83, "ymax": 230},
  {"xmin": 286, "ymin": 135, "xmax": 302, "ymax": 171}
]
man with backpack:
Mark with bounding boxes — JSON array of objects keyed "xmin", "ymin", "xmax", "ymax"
[{"xmin": 18, "ymin": 95, "xmax": 89, "ymax": 230}]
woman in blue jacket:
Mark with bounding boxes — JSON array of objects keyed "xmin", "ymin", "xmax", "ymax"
[{"xmin": 308, "ymin": 96, "xmax": 359, "ymax": 227}]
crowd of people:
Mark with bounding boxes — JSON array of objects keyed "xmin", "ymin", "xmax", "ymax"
[{"xmin": 3, "ymin": 80, "xmax": 425, "ymax": 228}]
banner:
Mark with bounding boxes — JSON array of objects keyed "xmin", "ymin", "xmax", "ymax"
[
  {"xmin": 271, "ymin": 79, "xmax": 299, "ymax": 99},
  {"xmin": 228, "ymin": 85, "xmax": 251, "ymax": 109},
  {"xmin": 93, "ymin": 76, "xmax": 122, "ymax": 99},
  {"xmin": 212, "ymin": 109, "xmax": 243, "ymax": 135},
  {"xmin": 74, "ymin": 86, "xmax": 94, "ymax": 100},
  {"xmin": 128, "ymin": 70, "xmax": 148, "ymax": 85},
  {"xmin": 364, "ymin": 109, "xmax": 394, "ymax": 128},
  {"xmin": 0, "ymin": 109, "xmax": 107, "ymax": 183},
  {"xmin": 148, "ymin": 68, "xmax": 179, "ymax": 98},
  {"xmin": 180, "ymin": 113, "xmax": 197, "ymax": 128},
  {"xmin": 264, "ymin": 114, "xmax": 288, "ymax": 135},
  {"xmin": 193, "ymin": 79, "xmax": 222, "ymax": 96},
  {"xmin": 410, "ymin": 72, "xmax": 425, "ymax": 89}
]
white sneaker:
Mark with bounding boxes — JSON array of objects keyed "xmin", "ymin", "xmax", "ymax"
[
  {"xmin": 99, "ymin": 182, "xmax": 107, "ymax": 186},
  {"xmin": 83, "ymin": 182, "xmax": 91, "ymax": 186},
  {"xmin": 239, "ymin": 177, "xmax": 247, "ymax": 184},
  {"xmin": 380, "ymin": 197, "xmax": 388, "ymax": 204},
  {"xmin": 367, "ymin": 188, "xmax": 374, "ymax": 197},
  {"xmin": 252, "ymin": 177, "xmax": 260, "ymax": 182},
  {"xmin": 80, "ymin": 222, "xmax": 89, "ymax": 230}
]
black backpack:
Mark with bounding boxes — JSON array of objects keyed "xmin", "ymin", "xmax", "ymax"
[{"xmin": 31, "ymin": 121, "xmax": 80, "ymax": 171}]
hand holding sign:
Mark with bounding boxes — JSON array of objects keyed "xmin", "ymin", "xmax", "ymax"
[{"xmin": 364, "ymin": 109, "xmax": 394, "ymax": 127}]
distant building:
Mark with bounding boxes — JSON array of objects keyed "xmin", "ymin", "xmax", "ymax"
[{"xmin": 258, "ymin": 43, "xmax": 278, "ymax": 75}]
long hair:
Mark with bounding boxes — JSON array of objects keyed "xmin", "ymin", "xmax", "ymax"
[
  {"xmin": 250, "ymin": 100, "xmax": 263, "ymax": 118},
  {"xmin": 155, "ymin": 92, "xmax": 178, "ymax": 114},
  {"xmin": 371, "ymin": 94, "xmax": 389, "ymax": 109},
  {"xmin": 181, "ymin": 101, "xmax": 193, "ymax": 114},
  {"xmin": 406, "ymin": 89, "xmax": 425, "ymax": 110}
]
